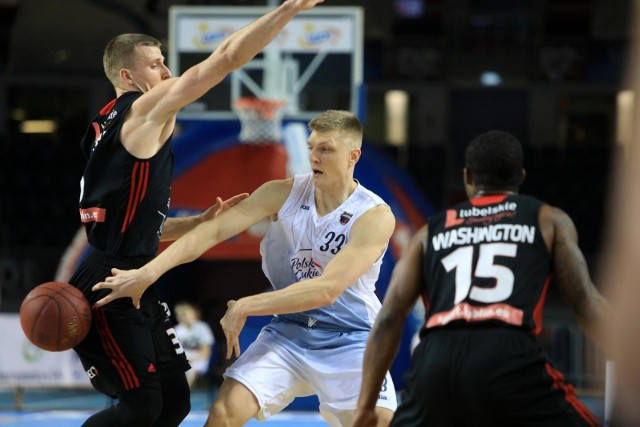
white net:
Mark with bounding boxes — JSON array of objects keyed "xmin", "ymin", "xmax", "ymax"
[{"xmin": 233, "ymin": 97, "xmax": 286, "ymax": 144}]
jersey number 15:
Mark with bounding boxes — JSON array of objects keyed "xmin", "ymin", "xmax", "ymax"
[{"xmin": 441, "ymin": 242, "xmax": 517, "ymax": 305}]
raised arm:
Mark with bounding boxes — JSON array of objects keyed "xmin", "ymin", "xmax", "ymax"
[
  {"xmin": 539, "ymin": 205, "xmax": 612, "ymax": 350},
  {"xmin": 141, "ymin": 0, "xmax": 323, "ymax": 123},
  {"xmin": 120, "ymin": 0, "xmax": 324, "ymax": 157},
  {"xmin": 353, "ymin": 225, "xmax": 427, "ymax": 427},
  {"xmin": 92, "ymin": 179, "xmax": 292, "ymax": 308},
  {"xmin": 221, "ymin": 204, "xmax": 396, "ymax": 358}
]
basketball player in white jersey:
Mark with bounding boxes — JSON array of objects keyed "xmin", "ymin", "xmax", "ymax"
[{"xmin": 93, "ymin": 110, "xmax": 398, "ymax": 427}]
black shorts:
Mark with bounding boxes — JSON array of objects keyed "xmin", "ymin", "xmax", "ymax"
[
  {"xmin": 70, "ymin": 249, "xmax": 190, "ymax": 398},
  {"xmin": 391, "ymin": 326, "xmax": 601, "ymax": 427}
]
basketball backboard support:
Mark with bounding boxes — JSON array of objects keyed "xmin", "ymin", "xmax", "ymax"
[{"xmin": 168, "ymin": 6, "xmax": 364, "ymax": 121}]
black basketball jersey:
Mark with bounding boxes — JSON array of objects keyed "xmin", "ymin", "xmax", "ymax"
[
  {"xmin": 78, "ymin": 91, "xmax": 173, "ymax": 259},
  {"xmin": 422, "ymin": 194, "xmax": 552, "ymax": 334}
]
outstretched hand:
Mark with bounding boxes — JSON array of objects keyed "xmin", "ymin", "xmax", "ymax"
[
  {"xmin": 290, "ymin": 0, "xmax": 325, "ymax": 12},
  {"xmin": 220, "ymin": 300, "xmax": 247, "ymax": 360},
  {"xmin": 200, "ymin": 193, "xmax": 249, "ymax": 222},
  {"xmin": 92, "ymin": 267, "xmax": 155, "ymax": 309}
]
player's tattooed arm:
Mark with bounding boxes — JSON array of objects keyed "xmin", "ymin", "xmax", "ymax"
[{"xmin": 547, "ymin": 206, "xmax": 612, "ymax": 351}]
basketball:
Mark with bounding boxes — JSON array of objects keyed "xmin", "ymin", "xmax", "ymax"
[{"xmin": 20, "ymin": 281, "xmax": 92, "ymax": 352}]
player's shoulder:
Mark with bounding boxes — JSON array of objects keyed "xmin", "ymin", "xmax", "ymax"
[
  {"xmin": 353, "ymin": 180, "xmax": 388, "ymax": 207},
  {"xmin": 535, "ymin": 200, "xmax": 578, "ymax": 240},
  {"xmin": 349, "ymin": 187, "xmax": 394, "ymax": 225},
  {"xmin": 352, "ymin": 204, "xmax": 395, "ymax": 237},
  {"xmin": 256, "ymin": 177, "xmax": 295, "ymax": 195},
  {"xmin": 539, "ymin": 203, "xmax": 573, "ymax": 224},
  {"xmin": 116, "ymin": 91, "xmax": 144, "ymax": 111},
  {"xmin": 251, "ymin": 177, "xmax": 297, "ymax": 211}
]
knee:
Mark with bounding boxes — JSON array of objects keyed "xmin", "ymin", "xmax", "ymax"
[
  {"xmin": 207, "ymin": 399, "xmax": 230, "ymax": 426},
  {"xmin": 205, "ymin": 379, "xmax": 259, "ymax": 427},
  {"xmin": 207, "ymin": 399, "xmax": 244, "ymax": 427}
]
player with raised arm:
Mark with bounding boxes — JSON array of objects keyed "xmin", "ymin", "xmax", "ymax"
[{"xmin": 70, "ymin": 1, "xmax": 324, "ymax": 426}]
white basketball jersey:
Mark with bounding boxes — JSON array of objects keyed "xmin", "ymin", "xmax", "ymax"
[{"xmin": 260, "ymin": 173, "xmax": 389, "ymax": 331}]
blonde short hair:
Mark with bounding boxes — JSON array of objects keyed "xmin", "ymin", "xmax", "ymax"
[
  {"xmin": 308, "ymin": 110, "xmax": 363, "ymax": 149},
  {"xmin": 103, "ymin": 33, "xmax": 161, "ymax": 85}
]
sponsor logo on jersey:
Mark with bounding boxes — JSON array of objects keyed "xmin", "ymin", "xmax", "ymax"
[
  {"xmin": 426, "ymin": 302, "xmax": 524, "ymax": 328},
  {"xmin": 291, "ymin": 252, "xmax": 323, "ymax": 280},
  {"xmin": 79, "ymin": 207, "xmax": 106, "ymax": 223},
  {"xmin": 446, "ymin": 202, "xmax": 520, "ymax": 228},
  {"xmin": 339, "ymin": 211, "xmax": 353, "ymax": 225},
  {"xmin": 459, "ymin": 201, "xmax": 517, "ymax": 219},
  {"xmin": 446, "ymin": 201, "xmax": 520, "ymax": 228},
  {"xmin": 300, "ymin": 204, "xmax": 310, "ymax": 210},
  {"xmin": 444, "ymin": 209, "xmax": 465, "ymax": 228}
]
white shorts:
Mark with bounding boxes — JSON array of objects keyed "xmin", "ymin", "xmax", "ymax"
[{"xmin": 224, "ymin": 319, "xmax": 397, "ymax": 426}]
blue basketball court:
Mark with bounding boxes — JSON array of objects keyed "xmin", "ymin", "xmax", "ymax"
[{"xmin": 0, "ymin": 389, "xmax": 327, "ymax": 426}]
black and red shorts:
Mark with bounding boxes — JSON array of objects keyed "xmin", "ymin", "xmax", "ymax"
[
  {"xmin": 69, "ymin": 249, "xmax": 189, "ymax": 397},
  {"xmin": 392, "ymin": 325, "xmax": 601, "ymax": 427}
]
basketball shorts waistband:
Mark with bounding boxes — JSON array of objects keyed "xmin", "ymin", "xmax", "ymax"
[{"xmin": 276, "ymin": 313, "xmax": 369, "ymax": 332}]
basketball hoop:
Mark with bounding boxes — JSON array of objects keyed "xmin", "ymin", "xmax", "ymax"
[{"xmin": 233, "ymin": 97, "xmax": 286, "ymax": 144}]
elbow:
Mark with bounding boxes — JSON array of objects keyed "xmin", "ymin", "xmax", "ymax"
[
  {"xmin": 375, "ymin": 309, "xmax": 405, "ymax": 332},
  {"xmin": 322, "ymin": 292, "xmax": 339, "ymax": 307},
  {"xmin": 320, "ymin": 287, "xmax": 341, "ymax": 306}
]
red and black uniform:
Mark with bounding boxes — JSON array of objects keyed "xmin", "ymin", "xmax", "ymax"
[
  {"xmin": 70, "ymin": 92, "xmax": 190, "ymax": 426},
  {"xmin": 391, "ymin": 194, "xmax": 601, "ymax": 427}
]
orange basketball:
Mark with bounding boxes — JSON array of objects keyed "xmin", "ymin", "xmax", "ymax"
[{"xmin": 20, "ymin": 281, "xmax": 92, "ymax": 352}]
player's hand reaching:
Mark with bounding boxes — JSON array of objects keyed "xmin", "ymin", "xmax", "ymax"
[
  {"xmin": 92, "ymin": 267, "xmax": 155, "ymax": 309},
  {"xmin": 200, "ymin": 193, "xmax": 249, "ymax": 222},
  {"xmin": 220, "ymin": 299, "xmax": 248, "ymax": 359},
  {"xmin": 288, "ymin": 0, "xmax": 325, "ymax": 12}
]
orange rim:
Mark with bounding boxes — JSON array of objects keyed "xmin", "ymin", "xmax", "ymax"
[{"xmin": 234, "ymin": 97, "xmax": 285, "ymax": 120}]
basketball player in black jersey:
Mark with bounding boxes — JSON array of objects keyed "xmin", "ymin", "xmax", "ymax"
[
  {"xmin": 70, "ymin": 1, "xmax": 325, "ymax": 426},
  {"xmin": 354, "ymin": 131, "xmax": 612, "ymax": 427}
]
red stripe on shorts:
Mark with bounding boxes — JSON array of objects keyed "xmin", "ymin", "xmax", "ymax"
[
  {"xmin": 544, "ymin": 363, "xmax": 602, "ymax": 426},
  {"xmin": 94, "ymin": 308, "xmax": 140, "ymax": 390}
]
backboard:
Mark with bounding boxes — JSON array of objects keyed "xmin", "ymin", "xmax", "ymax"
[{"xmin": 168, "ymin": 6, "xmax": 364, "ymax": 121}]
